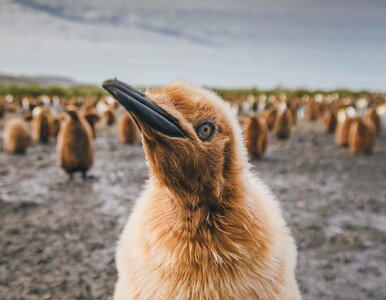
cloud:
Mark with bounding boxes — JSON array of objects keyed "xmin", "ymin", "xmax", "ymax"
[{"xmin": 1, "ymin": 0, "xmax": 386, "ymax": 89}]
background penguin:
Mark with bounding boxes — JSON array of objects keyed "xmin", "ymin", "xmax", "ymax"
[
  {"xmin": 57, "ymin": 108, "xmax": 94, "ymax": 179},
  {"xmin": 348, "ymin": 118, "xmax": 376, "ymax": 155},
  {"xmin": 102, "ymin": 108, "xmax": 116, "ymax": 126},
  {"xmin": 244, "ymin": 115, "xmax": 268, "ymax": 159},
  {"xmin": 237, "ymin": 115, "xmax": 249, "ymax": 128},
  {"xmin": 260, "ymin": 108, "xmax": 277, "ymax": 130},
  {"xmin": 273, "ymin": 108, "xmax": 293, "ymax": 140},
  {"xmin": 366, "ymin": 107, "xmax": 381, "ymax": 135},
  {"xmin": 118, "ymin": 111, "xmax": 139, "ymax": 144},
  {"xmin": 3, "ymin": 118, "xmax": 31, "ymax": 154},
  {"xmin": 31, "ymin": 106, "xmax": 50, "ymax": 143},
  {"xmin": 287, "ymin": 99, "xmax": 299, "ymax": 125},
  {"xmin": 335, "ymin": 107, "xmax": 356, "ymax": 147},
  {"xmin": 103, "ymin": 79, "xmax": 300, "ymax": 300},
  {"xmin": 49, "ymin": 114, "xmax": 61, "ymax": 138},
  {"xmin": 323, "ymin": 110, "xmax": 337, "ymax": 134},
  {"xmin": 305, "ymin": 100, "xmax": 320, "ymax": 121},
  {"xmin": 82, "ymin": 108, "xmax": 100, "ymax": 138},
  {"xmin": 376, "ymin": 104, "xmax": 386, "ymax": 132}
]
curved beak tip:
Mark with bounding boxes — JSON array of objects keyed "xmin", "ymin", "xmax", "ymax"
[{"xmin": 101, "ymin": 78, "xmax": 187, "ymax": 139}]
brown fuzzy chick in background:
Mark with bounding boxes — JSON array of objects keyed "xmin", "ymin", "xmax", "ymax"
[
  {"xmin": 31, "ymin": 106, "xmax": 50, "ymax": 143},
  {"xmin": 102, "ymin": 108, "xmax": 116, "ymax": 126},
  {"xmin": 118, "ymin": 111, "xmax": 139, "ymax": 144},
  {"xmin": 323, "ymin": 111, "xmax": 337, "ymax": 134},
  {"xmin": 244, "ymin": 115, "xmax": 268, "ymax": 159},
  {"xmin": 348, "ymin": 118, "xmax": 376, "ymax": 155},
  {"xmin": 49, "ymin": 114, "xmax": 61, "ymax": 138},
  {"xmin": 305, "ymin": 100, "xmax": 320, "ymax": 121},
  {"xmin": 3, "ymin": 118, "xmax": 31, "ymax": 154},
  {"xmin": 82, "ymin": 108, "xmax": 100, "ymax": 138},
  {"xmin": 335, "ymin": 108, "xmax": 356, "ymax": 147},
  {"xmin": 365, "ymin": 107, "xmax": 381, "ymax": 135},
  {"xmin": 103, "ymin": 79, "xmax": 300, "ymax": 300},
  {"xmin": 237, "ymin": 115, "xmax": 249, "ymax": 128},
  {"xmin": 273, "ymin": 108, "xmax": 293, "ymax": 140},
  {"xmin": 260, "ymin": 108, "xmax": 277, "ymax": 131},
  {"xmin": 57, "ymin": 108, "xmax": 94, "ymax": 179}
]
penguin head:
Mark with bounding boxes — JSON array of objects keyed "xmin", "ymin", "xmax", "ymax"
[{"xmin": 103, "ymin": 79, "xmax": 247, "ymax": 207}]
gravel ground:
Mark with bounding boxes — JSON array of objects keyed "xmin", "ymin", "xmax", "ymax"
[{"xmin": 0, "ymin": 118, "xmax": 385, "ymax": 300}]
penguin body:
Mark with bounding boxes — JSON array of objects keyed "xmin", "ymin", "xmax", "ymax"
[
  {"xmin": 118, "ymin": 112, "xmax": 139, "ymax": 144},
  {"xmin": 244, "ymin": 115, "xmax": 268, "ymax": 159},
  {"xmin": 103, "ymin": 80, "xmax": 300, "ymax": 300},
  {"xmin": 348, "ymin": 118, "xmax": 376, "ymax": 155},
  {"xmin": 57, "ymin": 109, "xmax": 94, "ymax": 178},
  {"xmin": 3, "ymin": 118, "xmax": 31, "ymax": 154},
  {"xmin": 273, "ymin": 108, "xmax": 293, "ymax": 140},
  {"xmin": 32, "ymin": 106, "xmax": 50, "ymax": 143}
]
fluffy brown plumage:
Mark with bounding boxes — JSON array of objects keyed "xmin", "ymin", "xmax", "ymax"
[
  {"xmin": 366, "ymin": 108, "xmax": 381, "ymax": 135},
  {"xmin": 57, "ymin": 109, "xmax": 94, "ymax": 179},
  {"xmin": 49, "ymin": 115, "xmax": 61, "ymax": 137},
  {"xmin": 102, "ymin": 108, "xmax": 116, "ymax": 126},
  {"xmin": 305, "ymin": 101, "xmax": 320, "ymax": 121},
  {"xmin": 244, "ymin": 115, "xmax": 268, "ymax": 159},
  {"xmin": 273, "ymin": 108, "xmax": 293, "ymax": 140},
  {"xmin": 237, "ymin": 115, "xmax": 249, "ymax": 128},
  {"xmin": 3, "ymin": 118, "xmax": 31, "ymax": 154},
  {"xmin": 348, "ymin": 118, "xmax": 376, "ymax": 155},
  {"xmin": 260, "ymin": 108, "xmax": 277, "ymax": 131},
  {"xmin": 335, "ymin": 114, "xmax": 355, "ymax": 147},
  {"xmin": 31, "ymin": 107, "xmax": 50, "ymax": 143},
  {"xmin": 82, "ymin": 108, "xmax": 100, "ymax": 138},
  {"xmin": 105, "ymin": 81, "xmax": 300, "ymax": 300},
  {"xmin": 118, "ymin": 111, "xmax": 139, "ymax": 144},
  {"xmin": 323, "ymin": 112, "xmax": 337, "ymax": 134}
]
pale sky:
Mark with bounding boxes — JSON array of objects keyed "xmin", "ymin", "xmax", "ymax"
[{"xmin": 1, "ymin": 0, "xmax": 386, "ymax": 90}]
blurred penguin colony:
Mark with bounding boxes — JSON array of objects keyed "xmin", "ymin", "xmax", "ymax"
[
  {"xmin": 0, "ymin": 94, "xmax": 139, "ymax": 179},
  {"xmin": 232, "ymin": 92, "xmax": 385, "ymax": 157},
  {"xmin": 1, "ymin": 90, "xmax": 385, "ymax": 177}
]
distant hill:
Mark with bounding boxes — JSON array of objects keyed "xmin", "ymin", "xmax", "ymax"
[{"xmin": 0, "ymin": 73, "xmax": 77, "ymax": 87}]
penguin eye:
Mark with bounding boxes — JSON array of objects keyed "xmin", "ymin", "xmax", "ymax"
[{"xmin": 196, "ymin": 121, "xmax": 215, "ymax": 141}]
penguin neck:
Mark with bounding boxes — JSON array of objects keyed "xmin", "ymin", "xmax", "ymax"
[{"xmin": 152, "ymin": 153, "xmax": 248, "ymax": 217}]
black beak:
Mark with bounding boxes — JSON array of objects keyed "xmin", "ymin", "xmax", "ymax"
[{"xmin": 102, "ymin": 79, "xmax": 187, "ymax": 138}]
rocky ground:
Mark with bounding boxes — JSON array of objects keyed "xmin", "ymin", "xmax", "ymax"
[{"xmin": 0, "ymin": 118, "xmax": 385, "ymax": 300}]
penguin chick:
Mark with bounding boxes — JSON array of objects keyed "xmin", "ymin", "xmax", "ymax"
[
  {"xmin": 3, "ymin": 118, "xmax": 31, "ymax": 154},
  {"xmin": 244, "ymin": 115, "xmax": 268, "ymax": 159},
  {"xmin": 118, "ymin": 111, "xmax": 139, "ymax": 144},
  {"xmin": 237, "ymin": 115, "xmax": 249, "ymax": 128},
  {"xmin": 103, "ymin": 79, "xmax": 300, "ymax": 300},
  {"xmin": 31, "ymin": 106, "xmax": 50, "ymax": 143},
  {"xmin": 365, "ymin": 108, "xmax": 381, "ymax": 135},
  {"xmin": 49, "ymin": 114, "xmax": 61, "ymax": 137},
  {"xmin": 57, "ymin": 109, "xmax": 94, "ymax": 179},
  {"xmin": 273, "ymin": 108, "xmax": 293, "ymax": 140},
  {"xmin": 305, "ymin": 100, "xmax": 320, "ymax": 121},
  {"xmin": 82, "ymin": 108, "xmax": 100, "ymax": 138},
  {"xmin": 335, "ymin": 108, "xmax": 356, "ymax": 147},
  {"xmin": 102, "ymin": 108, "xmax": 116, "ymax": 126},
  {"xmin": 348, "ymin": 118, "xmax": 376, "ymax": 155},
  {"xmin": 260, "ymin": 108, "xmax": 277, "ymax": 131},
  {"xmin": 323, "ymin": 111, "xmax": 337, "ymax": 134}
]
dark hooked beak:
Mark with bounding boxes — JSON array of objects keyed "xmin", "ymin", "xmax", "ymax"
[{"xmin": 102, "ymin": 79, "xmax": 187, "ymax": 138}]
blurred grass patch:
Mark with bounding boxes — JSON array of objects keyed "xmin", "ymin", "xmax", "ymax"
[
  {"xmin": 0, "ymin": 84, "xmax": 105, "ymax": 98},
  {"xmin": 0, "ymin": 84, "xmax": 370, "ymax": 99}
]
